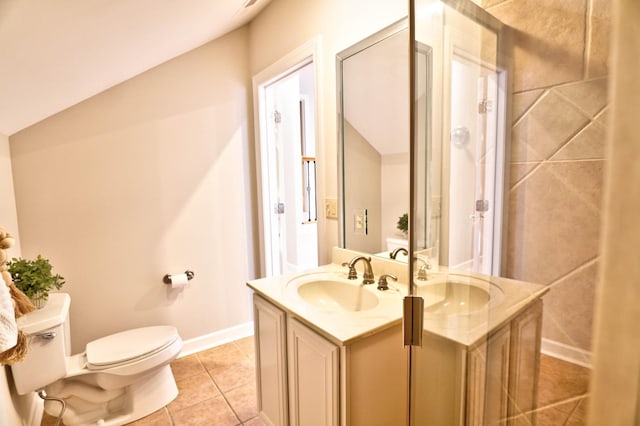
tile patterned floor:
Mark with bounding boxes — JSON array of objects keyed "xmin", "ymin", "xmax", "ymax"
[
  {"xmin": 127, "ymin": 336, "xmax": 265, "ymax": 426},
  {"xmin": 42, "ymin": 336, "xmax": 266, "ymax": 426},
  {"xmin": 42, "ymin": 339, "xmax": 590, "ymax": 425},
  {"xmin": 533, "ymin": 354, "xmax": 591, "ymax": 425}
]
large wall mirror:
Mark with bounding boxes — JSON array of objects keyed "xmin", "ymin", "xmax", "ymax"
[
  {"xmin": 338, "ymin": 2, "xmax": 507, "ymax": 276},
  {"xmin": 337, "ymin": 20, "xmax": 423, "ymax": 262}
]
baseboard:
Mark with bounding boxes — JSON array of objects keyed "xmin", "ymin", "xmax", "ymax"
[
  {"xmin": 178, "ymin": 322, "xmax": 254, "ymax": 358},
  {"xmin": 541, "ymin": 338, "xmax": 592, "ymax": 369}
]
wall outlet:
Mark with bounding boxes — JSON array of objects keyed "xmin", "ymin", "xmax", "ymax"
[{"xmin": 325, "ymin": 198, "xmax": 338, "ymax": 219}]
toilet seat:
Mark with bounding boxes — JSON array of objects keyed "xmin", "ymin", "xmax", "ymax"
[{"xmin": 86, "ymin": 326, "xmax": 179, "ymax": 371}]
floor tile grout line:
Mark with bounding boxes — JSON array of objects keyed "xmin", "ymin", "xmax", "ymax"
[
  {"xmin": 563, "ymin": 395, "xmax": 587, "ymax": 425},
  {"xmin": 204, "ymin": 363, "xmax": 246, "ymax": 424}
]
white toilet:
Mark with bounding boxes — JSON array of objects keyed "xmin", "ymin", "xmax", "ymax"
[
  {"xmin": 386, "ymin": 237, "xmax": 408, "ymax": 252},
  {"xmin": 11, "ymin": 293, "xmax": 182, "ymax": 426}
]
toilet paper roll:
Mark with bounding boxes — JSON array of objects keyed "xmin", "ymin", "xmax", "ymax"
[{"xmin": 169, "ymin": 273, "xmax": 189, "ymax": 289}]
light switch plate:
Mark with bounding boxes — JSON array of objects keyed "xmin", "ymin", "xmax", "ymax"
[{"xmin": 325, "ymin": 198, "xmax": 338, "ymax": 219}]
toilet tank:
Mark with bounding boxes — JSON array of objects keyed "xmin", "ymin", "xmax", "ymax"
[
  {"xmin": 386, "ymin": 237, "xmax": 408, "ymax": 251},
  {"xmin": 11, "ymin": 293, "xmax": 71, "ymax": 395}
]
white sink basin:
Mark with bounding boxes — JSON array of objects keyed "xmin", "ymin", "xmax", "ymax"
[
  {"xmin": 418, "ymin": 274, "xmax": 504, "ymax": 316},
  {"xmin": 288, "ymin": 274, "xmax": 379, "ymax": 312}
]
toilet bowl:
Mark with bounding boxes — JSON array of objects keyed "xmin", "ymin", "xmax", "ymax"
[
  {"xmin": 386, "ymin": 237, "xmax": 408, "ymax": 251},
  {"xmin": 11, "ymin": 293, "xmax": 182, "ymax": 426}
]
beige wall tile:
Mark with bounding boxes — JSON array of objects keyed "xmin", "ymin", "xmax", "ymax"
[
  {"xmin": 555, "ymin": 78, "xmax": 608, "ymax": 117},
  {"xmin": 548, "ymin": 159, "xmax": 604, "ymax": 211},
  {"xmin": 510, "ymin": 162, "xmax": 539, "ymax": 187},
  {"xmin": 587, "ymin": 0, "xmax": 611, "ymax": 78},
  {"xmin": 512, "ymin": 89, "xmax": 545, "ymax": 123},
  {"xmin": 507, "ymin": 163, "xmax": 600, "ymax": 285},
  {"xmin": 511, "ymin": 91, "xmax": 590, "ymax": 162},
  {"xmin": 542, "ymin": 261, "xmax": 598, "ymax": 351},
  {"xmin": 489, "ymin": 0, "xmax": 587, "ymax": 91},
  {"xmin": 551, "ymin": 120, "xmax": 606, "ymax": 161}
]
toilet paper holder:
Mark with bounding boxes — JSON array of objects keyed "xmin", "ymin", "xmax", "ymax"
[{"xmin": 163, "ymin": 270, "xmax": 195, "ymax": 284}]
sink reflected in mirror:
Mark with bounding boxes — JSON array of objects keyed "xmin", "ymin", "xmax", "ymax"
[
  {"xmin": 287, "ymin": 273, "xmax": 379, "ymax": 312},
  {"xmin": 418, "ymin": 274, "xmax": 504, "ymax": 316}
]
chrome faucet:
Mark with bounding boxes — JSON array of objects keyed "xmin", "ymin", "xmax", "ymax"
[
  {"xmin": 415, "ymin": 257, "xmax": 432, "ymax": 281},
  {"xmin": 345, "ymin": 255, "xmax": 375, "ymax": 284},
  {"xmin": 389, "ymin": 247, "xmax": 408, "ymax": 259}
]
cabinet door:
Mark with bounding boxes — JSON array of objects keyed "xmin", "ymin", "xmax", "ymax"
[
  {"xmin": 467, "ymin": 323, "xmax": 511, "ymax": 425},
  {"xmin": 508, "ymin": 298, "xmax": 543, "ymax": 424},
  {"xmin": 254, "ymin": 294, "xmax": 289, "ymax": 426},
  {"xmin": 287, "ymin": 318, "xmax": 339, "ymax": 426}
]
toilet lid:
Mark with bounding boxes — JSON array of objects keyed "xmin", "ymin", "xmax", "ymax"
[{"xmin": 86, "ymin": 325, "xmax": 179, "ymax": 367}]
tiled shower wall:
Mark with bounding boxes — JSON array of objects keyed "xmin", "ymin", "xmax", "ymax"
[{"xmin": 481, "ymin": 0, "xmax": 611, "ymax": 360}]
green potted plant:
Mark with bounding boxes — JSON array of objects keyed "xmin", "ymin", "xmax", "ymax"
[
  {"xmin": 397, "ymin": 213, "xmax": 408, "ymax": 237},
  {"xmin": 7, "ymin": 255, "xmax": 65, "ymax": 308}
]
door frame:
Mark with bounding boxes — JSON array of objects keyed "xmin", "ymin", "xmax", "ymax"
[{"xmin": 252, "ymin": 37, "xmax": 323, "ymax": 277}]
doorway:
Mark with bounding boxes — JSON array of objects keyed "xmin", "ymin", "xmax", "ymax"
[
  {"xmin": 253, "ymin": 43, "xmax": 320, "ymax": 278},
  {"xmin": 439, "ymin": 20, "xmax": 506, "ymax": 277}
]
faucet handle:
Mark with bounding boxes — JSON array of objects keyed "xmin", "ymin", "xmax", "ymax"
[
  {"xmin": 342, "ymin": 262, "xmax": 358, "ymax": 280},
  {"xmin": 415, "ymin": 257, "xmax": 432, "ymax": 281},
  {"xmin": 377, "ymin": 274, "xmax": 398, "ymax": 291}
]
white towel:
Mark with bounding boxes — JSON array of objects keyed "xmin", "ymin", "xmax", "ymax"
[{"xmin": 0, "ymin": 280, "xmax": 17, "ymax": 353}]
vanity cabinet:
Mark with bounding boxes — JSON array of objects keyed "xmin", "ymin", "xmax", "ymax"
[
  {"xmin": 287, "ymin": 317, "xmax": 339, "ymax": 426},
  {"xmin": 253, "ymin": 294, "xmax": 289, "ymax": 426},
  {"xmin": 254, "ymin": 294, "xmax": 338, "ymax": 426},
  {"xmin": 253, "ymin": 294, "xmax": 407, "ymax": 426},
  {"xmin": 467, "ymin": 299, "xmax": 543, "ymax": 425},
  {"xmin": 414, "ymin": 298, "xmax": 543, "ymax": 425}
]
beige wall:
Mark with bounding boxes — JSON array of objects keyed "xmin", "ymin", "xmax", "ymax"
[
  {"xmin": 483, "ymin": 0, "xmax": 610, "ymax": 359},
  {"xmin": 0, "ymin": 132, "xmax": 31, "ymax": 426},
  {"xmin": 343, "ymin": 121, "xmax": 381, "ymax": 254},
  {"xmin": 10, "ymin": 27, "xmax": 256, "ymax": 354},
  {"xmin": 381, "ymin": 153, "xmax": 410, "ymax": 248},
  {"xmin": 0, "ymin": 133, "xmax": 21, "ymax": 255}
]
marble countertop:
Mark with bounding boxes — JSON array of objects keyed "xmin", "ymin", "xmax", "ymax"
[{"xmin": 246, "ymin": 248, "xmax": 549, "ymax": 347}]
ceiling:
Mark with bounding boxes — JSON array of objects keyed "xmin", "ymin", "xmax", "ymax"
[
  {"xmin": 342, "ymin": 29, "xmax": 409, "ymax": 156},
  {"xmin": 0, "ymin": 0, "xmax": 271, "ymax": 136}
]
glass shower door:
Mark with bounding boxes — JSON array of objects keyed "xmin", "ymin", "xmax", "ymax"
[{"xmin": 408, "ymin": 1, "xmax": 514, "ymax": 424}]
